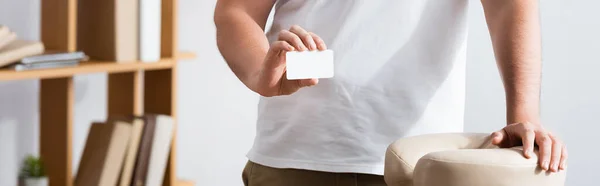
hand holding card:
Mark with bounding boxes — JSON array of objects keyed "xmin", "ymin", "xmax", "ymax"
[
  {"xmin": 252, "ymin": 25, "xmax": 328, "ymax": 97},
  {"xmin": 286, "ymin": 50, "xmax": 334, "ymax": 80}
]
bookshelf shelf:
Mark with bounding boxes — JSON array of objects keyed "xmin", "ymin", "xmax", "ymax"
[{"xmin": 0, "ymin": 51, "xmax": 195, "ymax": 81}]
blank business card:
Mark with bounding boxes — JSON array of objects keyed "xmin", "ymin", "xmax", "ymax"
[{"xmin": 286, "ymin": 50, "xmax": 334, "ymax": 80}]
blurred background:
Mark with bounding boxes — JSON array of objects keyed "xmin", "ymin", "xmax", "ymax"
[{"xmin": 0, "ymin": 0, "xmax": 598, "ymax": 185}]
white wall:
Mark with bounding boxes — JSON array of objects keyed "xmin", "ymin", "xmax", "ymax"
[
  {"xmin": 175, "ymin": 0, "xmax": 258, "ymax": 184},
  {"xmin": 0, "ymin": 0, "xmax": 41, "ymax": 185},
  {"xmin": 0, "ymin": 0, "xmax": 597, "ymax": 186}
]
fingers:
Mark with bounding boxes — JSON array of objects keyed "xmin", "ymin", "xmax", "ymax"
[
  {"xmin": 496, "ymin": 122, "xmax": 567, "ymax": 173},
  {"xmin": 521, "ymin": 127, "xmax": 536, "ymax": 159},
  {"xmin": 277, "ymin": 25, "xmax": 326, "ymax": 52},
  {"xmin": 559, "ymin": 145, "xmax": 568, "ymax": 170},
  {"xmin": 536, "ymin": 132, "xmax": 552, "ymax": 171},
  {"xmin": 309, "ymin": 32, "xmax": 327, "ymax": 51},
  {"xmin": 264, "ymin": 41, "xmax": 295, "ymax": 69},
  {"xmin": 279, "ymin": 78, "xmax": 318, "ymax": 96},
  {"xmin": 278, "ymin": 30, "xmax": 307, "ymax": 51},
  {"xmin": 548, "ymin": 134, "xmax": 562, "ymax": 172},
  {"xmin": 491, "ymin": 130, "xmax": 505, "ymax": 146},
  {"xmin": 297, "ymin": 78, "xmax": 319, "ymax": 87},
  {"xmin": 270, "ymin": 40, "xmax": 295, "ymax": 53},
  {"xmin": 289, "ymin": 25, "xmax": 317, "ymax": 51}
]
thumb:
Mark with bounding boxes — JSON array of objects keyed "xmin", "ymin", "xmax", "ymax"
[
  {"xmin": 297, "ymin": 78, "xmax": 319, "ymax": 87},
  {"xmin": 491, "ymin": 130, "xmax": 506, "ymax": 146},
  {"xmin": 264, "ymin": 41, "xmax": 294, "ymax": 69}
]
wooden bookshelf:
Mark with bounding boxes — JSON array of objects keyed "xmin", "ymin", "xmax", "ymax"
[
  {"xmin": 0, "ymin": 52, "xmax": 194, "ymax": 81},
  {"xmin": 0, "ymin": 0, "xmax": 191, "ymax": 186}
]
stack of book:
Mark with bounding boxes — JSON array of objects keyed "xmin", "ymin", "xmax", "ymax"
[
  {"xmin": 78, "ymin": 0, "xmax": 162, "ymax": 62},
  {"xmin": 9, "ymin": 51, "xmax": 88, "ymax": 71},
  {"xmin": 74, "ymin": 114, "xmax": 174, "ymax": 186},
  {"xmin": 0, "ymin": 25, "xmax": 88, "ymax": 71}
]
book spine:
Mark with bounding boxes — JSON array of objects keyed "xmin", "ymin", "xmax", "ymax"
[
  {"xmin": 139, "ymin": 0, "xmax": 162, "ymax": 62},
  {"xmin": 145, "ymin": 116, "xmax": 174, "ymax": 186},
  {"xmin": 117, "ymin": 0, "xmax": 140, "ymax": 62},
  {"xmin": 100, "ymin": 123, "xmax": 132, "ymax": 186},
  {"xmin": 131, "ymin": 116, "xmax": 156, "ymax": 186}
]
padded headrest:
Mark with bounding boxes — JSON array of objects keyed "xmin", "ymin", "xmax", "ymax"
[{"xmin": 384, "ymin": 133, "xmax": 566, "ymax": 186}]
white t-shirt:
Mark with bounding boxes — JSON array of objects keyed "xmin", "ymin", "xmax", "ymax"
[{"xmin": 247, "ymin": 0, "xmax": 469, "ymax": 175}]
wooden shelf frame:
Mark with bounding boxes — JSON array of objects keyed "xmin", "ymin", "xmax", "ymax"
[
  {"xmin": 0, "ymin": 0, "xmax": 190, "ymax": 186},
  {"xmin": 0, "ymin": 52, "xmax": 194, "ymax": 81}
]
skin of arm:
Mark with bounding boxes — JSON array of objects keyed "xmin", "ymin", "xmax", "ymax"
[
  {"xmin": 215, "ymin": 0, "xmax": 322, "ymax": 96},
  {"xmin": 214, "ymin": 0, "xmax": 276, "ymax": 92},
  {"xmin": 481, "ymin": 0, "xmax": 542, "ymax": 124},
  {"xmin": 483, "ymin": 0, "xmax": 568, "ymax": 172}
]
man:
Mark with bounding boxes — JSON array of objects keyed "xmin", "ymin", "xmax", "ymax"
[{"xmin": 214, "ymin": 0, "xmax": 567, "ymax": 185}]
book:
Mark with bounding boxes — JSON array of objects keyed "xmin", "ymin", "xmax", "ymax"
[
  {"xmin": 106, "ymin": 116, "xmax": 145, "ymax": 186},
  {"xmin": 0, "ymin": 32, "xmax": 16, "ymax": 50},
  {"xmin": 77, "ymin": 0, "xmax": 138, "ymax": 62},
  {"xmin": 145, "ymin": 115, "xmax": 174, "ymax": 186},
  {"xmin": 131, "ymin": 115, "xmax": 157, "ymax": 186},
  {"xmin": 74, "ymin": 121, "xmax": 132, "ymax": 186},
  {"xmin": 139, "ymin": 0, "xmax": 162, "ymax": 62},
  {"xmin": 20, "ymin": 51, "xmax": 87, "ymax": 64},
  {"xmin": 0, "ymin": 25, "xmax": 18, "ymax": 50},
  {"xmin": 8, "ymin": 59, "xmax": 79, "ymax": 71},
  {"xmin": 0, "ymin": 25, "xmax": 9, "ymax": 39},
  {"xmin": 0, "ymin": 40, "xmax": 45, "ymax": 68}
]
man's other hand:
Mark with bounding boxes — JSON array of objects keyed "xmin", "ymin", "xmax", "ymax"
[{"xmin": 491, "ymin": 122, "xmax": 567, "ymax": 173}]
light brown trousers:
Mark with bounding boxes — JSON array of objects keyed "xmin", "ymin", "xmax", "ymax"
[{"xmin": 242, "ymin": 161, "xmax": 387, "ymax": 186}]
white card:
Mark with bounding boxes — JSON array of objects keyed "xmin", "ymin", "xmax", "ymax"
[{"xmin": 285, "ymin": 50, "xmax": 334, "ymax": 80}]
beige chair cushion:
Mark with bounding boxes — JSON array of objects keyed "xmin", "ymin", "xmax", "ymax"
[{"xmin": 384, "ymin": 133, "xmax": 566, "ymax": 186}]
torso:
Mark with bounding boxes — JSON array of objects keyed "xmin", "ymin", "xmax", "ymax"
[{"xmin": 248, "ymin": 0, "xmax": 470, "ymax": 175}]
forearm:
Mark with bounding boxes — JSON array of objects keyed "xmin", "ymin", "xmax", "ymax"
[
  {"xmin": 482, "ymin": 0, "xmax": 542, "ymax": 124},
  {"xmin": 214, "ymin": 6, "xmax": 271, "ymax": 91}
]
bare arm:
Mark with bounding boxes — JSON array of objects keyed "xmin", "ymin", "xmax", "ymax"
[
  {"xmin": 215, "ymin": 0, "xmax": 324, "ymax": 96},
  {"xmin": 483, "ymin": 0, "xmax": 568, "ymax": 173},
  {"xmin": 481, "ymin": 0, "xmax": 542, "ymax": 124},
  {"xmin": 214, "ymin": 0, "xmax": 275, "ymax": 91}
]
